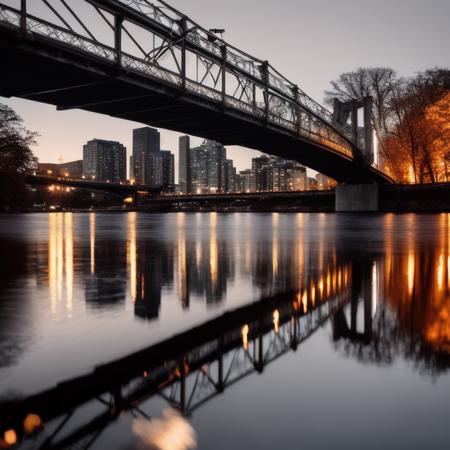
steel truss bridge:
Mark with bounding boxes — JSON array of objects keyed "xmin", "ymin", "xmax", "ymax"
[
  {"xmin": 0, "ymin": 0, "xmax": 392, "ymax": 183},
  {"xmin": 0, "ymin": 276, "xmax": 351, "ymax": 449}
]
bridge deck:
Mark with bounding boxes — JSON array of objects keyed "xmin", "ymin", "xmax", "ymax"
[{"xmin": 0, "ymin": 0, "xmax": 392, "ymax": 184}]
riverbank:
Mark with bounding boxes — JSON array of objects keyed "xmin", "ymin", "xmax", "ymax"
[{"xmin": 5, "ymin": 183, "xmax": 450, "ymax": 214}]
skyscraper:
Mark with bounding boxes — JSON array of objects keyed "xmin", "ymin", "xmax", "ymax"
[
  {"xmin": 206, "ymin": 141, "xmax": 226, "ymax": 193},
  {"xmin": 224, "ymin": 159, "xmax": 236, "ymax": 193},
  {"xmin": 82, "ymin": 139, "xmax": 126, "ymax": 182},
  {"xmin": 191, "ymin": 145, "xmax": 209, "ymax": 193},
  {"xmin": 161, "ymin": 150, "xmax": 175, "ymax": 192},
  {"xmin": 179, "ymin": 135, "xmax": 191, "ymax": 194},
  {"xmin": 190, "ymin": 140, "xmax": 227, "ymax": 193},
  {"xmin": 252, "ymin": 155, "xmax": 271, "ymax": 191},
  {"xmin": 132, "ymin": 127, "xmax": 160, "ymax": 184},
  {"xmin": 141, "ymin": 151, "xmax": 162, "ymax": 188}
]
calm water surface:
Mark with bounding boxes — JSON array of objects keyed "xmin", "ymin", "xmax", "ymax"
[{"xmin": 0, "ymin": 212, "xmax": 449, "ymax": 449}]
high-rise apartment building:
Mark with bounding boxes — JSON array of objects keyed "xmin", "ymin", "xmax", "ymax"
[
  {"xmin": 178, "ymin": 135, "xmax": 191, "ymax": 194},
  {"xmin": 141, "ymin": 151, "xmax": 162, "ymax": 188},
  {"xmin": 236, "ymin": 169, "xmax": 254, "ymax": 193},
  {"xmin": 82, "ymin": 139, "xmax": 126, "ymax": 182},
  {"xmin": 252, "ymin": 155, "xmax": 271, "ymax": 191},
  {"xmin": 161, "ymin": 150, "xmax": 175, "ymax": 192},
  {"xmin": 249, "ymin": 155, "xmax": 306, "ymax": 192},
  {"xmin": 269, "ymin": 160, "xmax": 306, "ymax": 191},
  {"xmin": 224, "ymin": 159, "xmax": 236, "ymax": 193},
  {"xmin": 132, "ymin": 127, "xmax": 160, "ymax": 184},
  {"xmin": 191, "ymin": 146, "xmax": 209, "ymax": 193}
]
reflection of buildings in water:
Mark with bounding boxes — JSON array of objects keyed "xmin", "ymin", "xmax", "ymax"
[
  {"xmin": 252, "ymin": 231, "xmax": 341, "ymax": 301},
  {"xmin": 176, "ymin": 213, "xmax": 234, "ymax": 306},
  {"xmin": 84, "ymin": 240, "xmax": 127, "ymax": 308},
  {"xmin": 84, "ymin": 214, "xmax": 126, "ymax": 308},
  {"xmin": 48, "ymin": 213, "xmax": 74, "ymax": 317},
  {"xmin": 134, "ymin": 243, "xmax": 174, "ymax": 320},
  {"xmin": 128, "ymin": 213, "xmax": 174, "ymax": 320}
]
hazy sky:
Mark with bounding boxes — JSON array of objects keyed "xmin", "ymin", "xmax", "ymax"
[{"xmin": 1, "ymin": 0, "xmax": 449, "ymax": 180}]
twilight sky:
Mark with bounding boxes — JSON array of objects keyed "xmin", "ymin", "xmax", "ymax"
[{"xmin": 1, "ymin": 0, "xmax": 449, "ymax": 180}]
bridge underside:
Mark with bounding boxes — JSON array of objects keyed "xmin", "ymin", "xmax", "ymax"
[{"xmin": 0, "ymin": 29, "xmax": 388, "ymax": 183}]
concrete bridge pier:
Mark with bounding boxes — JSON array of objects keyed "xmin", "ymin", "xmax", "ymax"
[
  {"xmin": 335, "ymin": 184, "xmax": 379, "ymax": 212},
  {"xmin": 333, "ymin": 96, "xmax": 380, "ymax": 212}
]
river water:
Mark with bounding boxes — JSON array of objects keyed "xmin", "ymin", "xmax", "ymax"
[{"xmin": 0, "ymin": 212, "xmax": 449, "ymax": 449}]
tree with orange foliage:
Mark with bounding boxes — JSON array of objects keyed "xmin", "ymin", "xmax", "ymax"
[{"xmin": 326, "ymin": 68, "xmax": 449, "ymax": 183}]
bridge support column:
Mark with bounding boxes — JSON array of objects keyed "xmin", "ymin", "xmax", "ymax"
[{"xmin": 335, "ymin": 184, "xmax": 379, "ymax": 212}]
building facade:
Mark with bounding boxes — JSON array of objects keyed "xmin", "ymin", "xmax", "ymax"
[
  {"xmin": 224, "ymin": 159, "xmax": 236, "ymax": 193},
  {"xmin": 38, "ymin": 160, "xmax": 83, "ymax": 178},
  {"xmin": 132, "ymin": 127, "xmax": 160, "ymax": 184},
  {"xmin": 82, "ymin": 139, "xmax": 126, "ymax": 182},
  {"xmin": 161, "ymin": 150, "xmax": 175, "ymax": 192},
  {"xmin": 236, "ymin": 169, "xmax": 254, "ymax": 193},
  {"xmin": 178, "ymin": 135, "xmax": 191, "ymax": 194},
  {"xmin": 252, "ymin": 155, "xmax": 271, "ymax": 191},
  {"xmin": 190, "ymin": 140, "xmax": 227, "ymax": 194}
]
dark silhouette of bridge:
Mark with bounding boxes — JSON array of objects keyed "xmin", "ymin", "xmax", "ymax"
[
  {"xmin": 0, "ymin": 0, "xmax": 393, "ymax": 184},
  {"xmin": 26, "ymin": 173, "xmax": 157, "ymax": 197}
]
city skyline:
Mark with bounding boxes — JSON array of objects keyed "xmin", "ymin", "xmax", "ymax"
[{"xmin": 1, "ymin": 0, "xmax": 448, "ymax": 181}]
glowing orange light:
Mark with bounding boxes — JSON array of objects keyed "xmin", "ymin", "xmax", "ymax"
[
  {"xmin": 4, "ymin": 429, "xmax": 17, "ymax": 445},
  {"xmin": 241, "ymin": 324, "xmax": 249, "ymax": 350},
  {"xmin": 23, "ymin": 414, "xmax": 42, "ymax": 434},
  {"xmin": 273, "ymin": 309, "xmax": 280, "ymax": 334},
  {"xmin": 302, "ymin": 290, "xmax": 308, "ymax": 313}
]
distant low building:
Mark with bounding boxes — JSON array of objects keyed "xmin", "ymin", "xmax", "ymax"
[
  {"xmin": 38, "ymin": 160, "xmax": 83, "ymax": 178},
  {"xmin": 236, "ymin": 169, "xmax": 254, "ymax": 193},
  {"xmin": 316, "ymin": 173, "xmax": 335, "ymax": 190},
  {"xmin": 307, "ymin": 177, "xmax": 318, "ymax": 190}
]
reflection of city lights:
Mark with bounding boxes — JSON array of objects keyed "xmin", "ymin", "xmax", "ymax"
[
  {"xmin": 48, "ymin": 213, "xmax": 73, "ymax": 317},
  {"xmin": 241, "ymin": 324, "xmax": 249, "ymax": 350},
  {"xmin": 133, "ymin": 408, "xmax": 197, "ymax": 450},
  {"xmin": 310, "ymin": 284, "xmax": 315, "ymax": 306},
  {"xmin": 273, "ymin": 309, "xmax": 280, "ymax": 333},
  {"xmin": 437, "ymin": 254, "xmax": 444, "ymax": 290},
  {"xmin": 407, "ymin": 252, "xmax": 415, "ymax": 295},
  {"xmin": 128, "ymin": 212, "xmax": 137, "ymax": 303},
  {"xmin": 210, "ymin": 213, "xmax": 218, "ymax": 285},
  {"xmin": 177, "ymin": 213, "xmax": 187, "ymax": 306},
  {"xmin": 326, "ymin": 271, "xmax": 331, "ymax": 296},
  {"xmin": 372, "ymin": 262, "xmax": 378, "ymax": 317},
  {"xmin": 302, "ymin": 290, "xmax": 308, "ymax": 313},
  {"xmin": 318, "ymin": 278, "xmax": 324, "ymax": 299},
  {"xmin": 65, "ymin": 213, "xmax": 73, "ymax": 317},
  {"xmin": 90, "ymin": 213, "xmax": 95, "ymax": 274}
]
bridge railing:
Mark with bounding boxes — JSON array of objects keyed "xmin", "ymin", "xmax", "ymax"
[{"xmin": 0, "ymin": 0, "xmax": 354, "ymax": 158}]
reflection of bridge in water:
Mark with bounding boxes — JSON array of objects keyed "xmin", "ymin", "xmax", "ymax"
[{"xmin": 0, "ymin": 260, "xmax": 354, "ymax": 449}]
